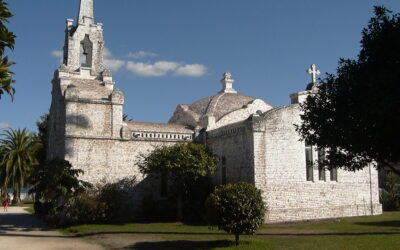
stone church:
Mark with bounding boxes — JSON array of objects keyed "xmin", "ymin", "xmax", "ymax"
[{"xmin": 48, "ymin": 0, "xmax": 382, "ymax": 223}]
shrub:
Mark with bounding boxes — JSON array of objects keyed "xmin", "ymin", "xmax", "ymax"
[
  {"xmin": 33, "ymin": 201, "xmax": 52, "ymax": 217},
  {"xmin": 31, "ymin": 164, "xmax": 137, "ymax": 226},
  {"xmin": 206, "ymin": 182, "xmax": 266, "ymax": 245},
  {"xmin": 380, "ymin": 172, "xmax": 400, "ymax": 211},
  {"xmin": 30, "ymin": 158, "xmax": 89, "ymax": 211},
  {"xmin": 98, "ymin": 177, "xmax": 137, "ymax": 222},
  {"xmin": 62, "ymin": 176, "xmax": 138, "ymax": 225},
  {"xmin": 142, "ymin": 195, "xmax": 176, "ymax": 222},
  {"xmin": 141, "ymin": 176, "xmax": 213, "ymax": 223},
  {"xmin": 63, "ymin": 191, "xmax": 108, "ymax": 225},
  {"xmin": 29, "ymin": 159, "xmax": 90, "ymax": 225}
]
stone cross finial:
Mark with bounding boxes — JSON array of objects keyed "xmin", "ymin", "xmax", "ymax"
[
  {"xmin": 78, "ymin": 0, "xmax": 94, "ymax": 24},
  {"xmin": 220, "ymin": 72, "xmax": 237, "ymax": 94},
  {"xmin": 307, "ymin": 64, "xmax": 320, "ymax": 84},
  {"xmin": 223, "ymin": 72, "xmax": 232, "ymax": 80}
]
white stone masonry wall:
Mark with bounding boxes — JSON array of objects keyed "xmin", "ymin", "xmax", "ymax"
[
  {"xmin": 256, "ymin": 105, "xmax": 382, "ymax": 223},
  {"xmin": 207, "ymin": 122, "xmax": 255, "ymax": 185}
]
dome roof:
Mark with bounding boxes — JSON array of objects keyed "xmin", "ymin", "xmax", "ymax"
[
  {"xmin": 169, "ymin": 72, "xmax": 273, "ymax": 129},
  {"xmin": 189, "ymin": 92, "xmax": 258, "ymax": 121}
]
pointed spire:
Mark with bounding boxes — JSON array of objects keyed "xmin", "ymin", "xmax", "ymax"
[{"xmin": 78, "ymin": 0, "xmax": 94, "ymax": 24}]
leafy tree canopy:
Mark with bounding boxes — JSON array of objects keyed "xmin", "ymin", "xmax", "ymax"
[
  {"xmin": 0, "ymin": 0, "xmax": 15, "ymax": 100},
  {"xmin": 29, "ymin": 158, "xmax": 90, "ymax": 210},
  {"xmin": 297, "ymin": 6, "xmax": 400, "ymax": 175},
  {"xmin": 139, "ymin": 142, "xmax": 217, "ymax": 186},
  {"xmin": 206, "ymin": 182, "xmax": 266, "ymax": 246},
  {"xmin": 35, "ymin": 113, "xmax": 49, "ymax": 164}
]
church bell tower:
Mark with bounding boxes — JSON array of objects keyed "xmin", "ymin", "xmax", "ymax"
[
  {"xmin": 62, "ymin": 0, "xmax": 107, "ymax": 79},
  {"xmin": 48, "ymin": 0, "xmax": 124, "ymax": 160}
]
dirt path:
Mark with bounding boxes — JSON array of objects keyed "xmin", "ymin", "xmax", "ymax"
[{"xmin": 0, "ymin": 206, "xmax": 104, "ymax": 250}]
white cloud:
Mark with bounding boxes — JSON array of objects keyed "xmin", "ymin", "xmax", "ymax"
[
  {"xmin": 127, "ymin": 50, "xmax": 158, "ymax": 59},
  {"xmin": 51, "ymin": 50, "xmax": 63, "ymax": 63},
  {"xmin": 103, "ymin": 47, "xmax": 112, "ymax": 58},
  {"xmin": 51, "ymin": 47, "xmax": 205, "ymax": 77},
  {"xmin": 103, "ymin": 47, "xmax": 125, "ymax": 72},
  {"xmin": 104, "ymin": 58, "xmax": 126, "ymax": 72},
  {"xmin": 51, "ymin": 50, "xmax": 63, "ymax": 58},
  {"xmin": 0, "ymin": 123, "xmax": 11, "ymax": 129},
  {"xmin": 126, "ymin": 61, "xmax": 207, "ymax": 77},
  {"xmin": 175, "ymin": 64, "xmax": 207, "ymax": 77},
  {"xmin": 126, "ymin": 61, "xmax": 179, "ymax": 77}
]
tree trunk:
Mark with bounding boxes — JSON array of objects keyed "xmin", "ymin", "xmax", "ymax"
[
  {"xmin": 235, "ymin": 234, "xmax": 240, "ymax": 246},
  {"xmin": 12, "ymin": 188, "xmax": 21, "ymax": 205},
  {"xmin": 0, "ymin": 187, "xmax": 5, "ymax": 198},
  {"xmin": 177, "ymin": 189, "xmax": 183, "ymax": 221}
]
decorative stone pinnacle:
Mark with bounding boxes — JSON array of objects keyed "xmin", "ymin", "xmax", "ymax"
[
  {"xmin": 223, "ymin": 72, "xmax": 232, "ymax": 80},
  {"xmin": 220, "ymin": 72, "xmax": 237, "ymax": 94},
  {"xmin": 102, "ymin": 69, "xmax": 113, "ymax": 77},
  {"xmin": 78, "ymin": 0, "xmax": 94, "ymax": 24},
  {"xmin": 307, "ymin": 64, "xmax": 320, "ymax": 84}
]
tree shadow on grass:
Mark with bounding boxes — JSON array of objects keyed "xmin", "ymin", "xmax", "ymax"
[
  {"xmin": 128, "ymin": 240, "xmax": 237, "ymax": 250},
  {"xmin": 354, "ymin": 221, "xmax": 400, "ymax": 227},
  {"xmin": 256, "ymin": 231, "xmax": 400, "ymax": 236},
  {"xmin": 73, "ymin": 231, "xmax": 227, "ymax": 237},
  {"xmin": 70, "ymin": 230, "xmax": 400, "ymax": 239}
]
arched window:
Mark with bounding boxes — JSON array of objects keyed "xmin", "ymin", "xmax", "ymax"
[
  {"xmin": 318, "ymin": 147, "xmax": 326, "ymax": 181},
  {"xmin": 330, "ymin": 168, "xmax": 338, "ymax": 181},
  {"xmin": 305, "ymin": 140, "xmax": 314, "ymax": 181},
  {"xmin": 80, "ymin": 34, "xmax": 93, "ymax": 67}
]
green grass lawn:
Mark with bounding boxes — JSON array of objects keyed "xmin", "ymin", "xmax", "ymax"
[{"xmin": 63, "ymin": 212, "xmax": 400, "ymax": 250}]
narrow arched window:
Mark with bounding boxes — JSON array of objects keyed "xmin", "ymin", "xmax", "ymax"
[
  {"xmin": 80, "ymin": 34, "xmax": 93, "ymax": 67},
  {"xmin": 305, "ymin": 140, "xmax": 314, "ymax": 181},
  {"xmin": 330, "ymin": 168, "xmax": 338, "ymax": 181},
  {"xmin": 318, "ymin": 147, "xmax": 326, "ymax": 181}
]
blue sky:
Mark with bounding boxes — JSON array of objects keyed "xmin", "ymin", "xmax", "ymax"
[{"xmin": 1, "ymin": 0, "xmax": 399, "ymax": 132}]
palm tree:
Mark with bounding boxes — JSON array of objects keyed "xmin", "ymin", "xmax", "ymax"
[
  {"xmin": 0, "ymin": 144, "xmax": 7, "ymax": 198},
  {"xmin": 0, "ymin": 128, "xmax": 37, "ymax": 205}
]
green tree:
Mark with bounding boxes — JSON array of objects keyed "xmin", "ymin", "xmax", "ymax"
[
  {"xmin": 206, "ymin": 182, "xmax": 266, "ymax": 246},
  {"xmin": 0, "ymin": 143, "xmax": 6, "ymax": 197},
  {"xmin": 35, "ymin": 113, "xmax": 49, "ymax": 164},
  {"xmin": 138, "ymin": 142, "xmax": 217, "ymax": 220},
  {"xmin": 0, "ymin": 0, "xmax": 16, "ymax": 100},
  {"xmin": 29, "ymin": 158, "xmax": 89, "ymax": 215},
  {"xmin": 296, "ymin": 6, "xmax": 400, "ymax": 175},
  {"xmin": 0, "ymin": 128, "xmax": 37, "ymax": 204},
  {"xmin": 380, "ymin": 172, "xmax": 400, "ymax": 210}
]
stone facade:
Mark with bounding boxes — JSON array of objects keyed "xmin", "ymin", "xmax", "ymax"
[
  {"xmin": 255, "ymin": 105, "xmax": 381, "ymax": 222},
  {"xmin": 48, "ymin": 0, "xmax": 382, "ymax": 223}
]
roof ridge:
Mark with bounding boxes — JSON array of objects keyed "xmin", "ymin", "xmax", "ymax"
[{"xmin": 205, "ymin": 92, "xmax": 225, "ymax": 116}]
